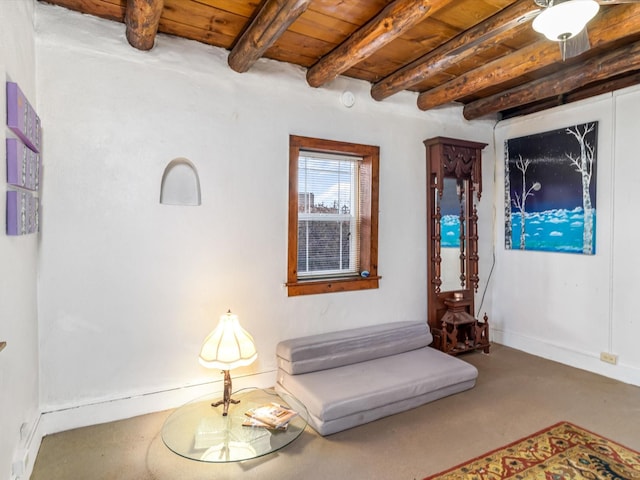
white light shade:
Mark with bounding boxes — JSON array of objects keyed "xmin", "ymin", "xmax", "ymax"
[
  {"xmin": 199, "ymin": 311, "xmax": 257, "ymax": 370},
  {"xmin": 532, "ymin": 0, "xmax": 599, "ymax": 41}
]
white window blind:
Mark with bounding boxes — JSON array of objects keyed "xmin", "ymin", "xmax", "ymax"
[{"xmin": 297, "ymin": 150, "xmax": 361, "ymax": 278}]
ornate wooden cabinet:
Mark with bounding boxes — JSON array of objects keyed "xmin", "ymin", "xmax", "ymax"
[{"xmin": 424, "ymin": 137, "xmax": 490, "ymax": 355}]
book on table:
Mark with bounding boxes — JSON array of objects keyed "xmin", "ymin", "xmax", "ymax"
[{"xmin": 243, "ymin": 402, "xmax": 298, "ymax": 430}]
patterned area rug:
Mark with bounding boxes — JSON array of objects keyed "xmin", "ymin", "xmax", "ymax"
[{"xmin": 424, "ymin": 421, "xmax": 640, "ymax": 479}]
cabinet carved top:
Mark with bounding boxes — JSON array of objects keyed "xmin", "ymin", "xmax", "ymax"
[{"xmin": 442, "ymin": 144, "xmax": 478, "ymax": 179}]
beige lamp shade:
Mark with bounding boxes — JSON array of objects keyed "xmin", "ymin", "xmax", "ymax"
[{"xmin": 199, "ymin": 311, "xmax": 257, "ymax": 370}]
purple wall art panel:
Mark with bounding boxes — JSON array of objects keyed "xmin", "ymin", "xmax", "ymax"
[
  {"xmin": 6, "ymin": 82, "xmax": 42, "ymax": 153},
  {"xmin": 6, "ymin": 190, "xmax": 39, "ymax": 236},
  {"xmin": 6, "ymin": 138, "xmax": 40, "ymax": 191}
]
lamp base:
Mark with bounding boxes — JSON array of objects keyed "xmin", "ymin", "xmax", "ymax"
[{"xmin": 211, "ymin": 369, "xmax": 239, "ymax": 416}]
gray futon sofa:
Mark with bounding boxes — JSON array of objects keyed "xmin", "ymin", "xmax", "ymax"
[{"xmin": 275, "ymin": 321, "xmax": 478, "ymax": 436}]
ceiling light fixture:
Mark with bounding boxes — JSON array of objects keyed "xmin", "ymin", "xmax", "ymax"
[{"xmin": 532, "ymin": 0, "xmax": 599, "ymax": 42}]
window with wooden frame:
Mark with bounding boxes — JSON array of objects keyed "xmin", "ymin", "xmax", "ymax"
[{"xmin": 287, "ymin": 135, "xmax": 380, "ymax": 296}]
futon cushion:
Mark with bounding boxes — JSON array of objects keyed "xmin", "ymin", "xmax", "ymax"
[
  {"xmin": 277, "ymin": 346, "xmax": 478, "ymax": 425},
  {"xmin": 276, "ymin": 321, "xmax": 432, "ymax": 375}
]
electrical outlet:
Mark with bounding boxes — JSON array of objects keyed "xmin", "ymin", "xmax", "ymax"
[{"xmin": 600, "ymin": 352, "xmax": 618, "ymax": 365}]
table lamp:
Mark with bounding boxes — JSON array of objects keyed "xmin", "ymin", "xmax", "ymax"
[{"xmin": 199, "ymin": 310, "xmax": 257, "ymax": 415}]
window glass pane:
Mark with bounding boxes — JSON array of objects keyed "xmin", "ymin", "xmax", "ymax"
[
  {"xmin": 297, "ymin": 151, "xmax": 359, "ymax": 278},
  {"xmin": 298, "ymin": 219, "xmax": 353, "ymax": 274}
]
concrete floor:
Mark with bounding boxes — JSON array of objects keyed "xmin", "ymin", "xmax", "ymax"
[{"xmin": 31, "ymin": 344, "xmax": 640, "ymax": 480}]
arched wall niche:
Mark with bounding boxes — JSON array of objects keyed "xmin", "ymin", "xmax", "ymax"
[{"xmin": 160, "ymin": 158, "xmax": 201, "ymax": 206}]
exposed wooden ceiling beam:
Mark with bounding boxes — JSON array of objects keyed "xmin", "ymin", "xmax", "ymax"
[
  {"xmin": 306, "ymin": 0, "xmax": 448, "ymax": 88},
  {"xmin": 416, "ymin": 38, "xmax": 558, "ymax": 110},
  {"xmin": 125, "ymin": 0, "xmax": 164, "ymax": 51},
  {"xmin": 371, "ymin": 0, "xmax": 539, "ymax": 101},
  {"xmin": 563, "ymin": 71, "xmax": 640, "ymax": 104},
  {"xmin": 501, "ymin": 71, "xmax": 640, "ymax": 119},
  {"xmin": 463, "ymin": 41, "xmax": 640, "ymax": 120},
  {"xmin": 416, "ymin": 4, "xmax": 640, "ymax": 111},
  {"xmin": 228, "ymin": 0, "xmax": 311, "ymax": 73}
]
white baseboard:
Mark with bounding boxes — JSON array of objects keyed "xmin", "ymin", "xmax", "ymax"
[
  {"xmin": 492, "ymin": 328, "xmax": 640, "ymax": 387},
  {"xmin": 23, "ymin": 370, "xmax": 277, "ymax": 479}
]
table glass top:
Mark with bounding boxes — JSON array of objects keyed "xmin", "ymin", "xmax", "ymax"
[{"xmin": 161, "ymin": 387, "xmax": 308, "ymax": 463}]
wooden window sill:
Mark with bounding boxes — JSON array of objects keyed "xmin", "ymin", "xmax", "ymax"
[{"xmin": 286, "ymin": 276, "xmax": 381, "ymax": 297}]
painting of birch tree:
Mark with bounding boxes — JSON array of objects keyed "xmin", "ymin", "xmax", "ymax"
[{"xmin": 504, "ymin": 122, "xmax": 598, "ymax": 254}]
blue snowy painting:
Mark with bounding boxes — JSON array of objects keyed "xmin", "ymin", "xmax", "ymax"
[{"xmin": 505, "ymin": 122, "xmax": 597, "ymax": 255}]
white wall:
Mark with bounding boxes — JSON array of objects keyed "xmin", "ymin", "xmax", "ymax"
[
  {"xmin": 34, "ymin": 4, "xmax": 495, "ymax": 432},
  {"xmin": 18, "ymin": 2, "xmax": 640, "ymax": 467},
  {"xmin": 0, "ymin": 1, "xmax": 40, "ymax": 479},
  {"xmin": 30, "ymin": 0, "xmax": 640, "ymax": 453},
  {"xmin": 610, "ymin": 87, "xmax": 640, "ymax": 371},
  {"xmin": 492, "ymin": 87, "xmax": 640, "ymax": 386}
]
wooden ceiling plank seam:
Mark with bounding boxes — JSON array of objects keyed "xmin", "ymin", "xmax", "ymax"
[
  {"xmin": 396, "ymin": 18, "xmax": 458, "ymax": 47},
  {"xmin": 125, "ymin": 0, "xmax": 164, "ymax": 50},
  {"xmin": 227, "ymin": 0, "xmax": 312, "ymax": 73},
  {"xmin": 159, "ymin": 0, "xmax": 248, "ymax": 38},
  {"xmin": 306, "ymin": 0, "xmax": 452, "ymax": 88},
  {"xmin": 289, "ymin": 9, "xmax": 365, "ymax": 44},
  {"xmin": 463, "ymin": 40, "xmax": 640, "ymax": 119},
  {"xmin": 483, "ymin": 0, "xmax": 520, "ymax": 8},
  {"xmin": 158, "ymin": 18, "xmax": 238, "ymax": 49},
  {"xmin": 307, "ymin": 0, "xmax": 394, "ymax": 26},
  {"xmin": 264, "ymin": 30, "xmax": 334, "ymax": 67},
  {"xmin": 42, "ymin": 0, "xmax": 126, "ymax": 21},
  {"xmin": 416, "ymin": 3, "xmax": 640, "ymax": 111},
  {"xmin": 371, "ymin": 0, "xmax": 539, "ymax": 101},
  {"xmin": 428, "ymin": 0, "xmax": 515, "ymax": 30},
  {"xmin": 188, "ymin": 0, "xmax": 258, "ymax": 18}
]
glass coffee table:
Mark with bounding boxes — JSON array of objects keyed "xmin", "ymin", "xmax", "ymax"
[{"xmin": 161, "ymin": 387, "xmax": 308, "ymax": 463}]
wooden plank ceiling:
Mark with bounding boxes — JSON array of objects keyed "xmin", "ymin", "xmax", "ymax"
[{"xmin": 40, "ymin": 0, "xmax": 640, "ymax": 119}]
